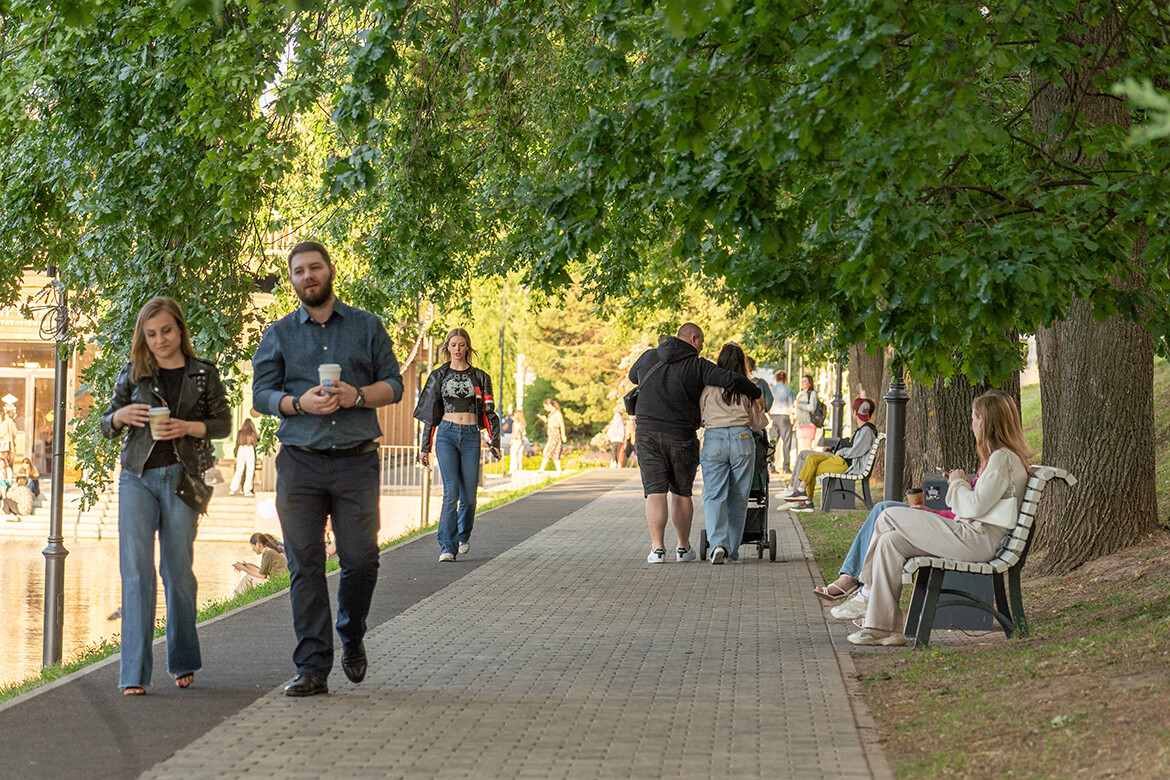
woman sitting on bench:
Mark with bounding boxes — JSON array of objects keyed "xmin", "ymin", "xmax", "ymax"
[
  {"xmin": 847, "ymin": 389, "xmax": 1032, "ymax": 646},
  {"xmin": 782, "ymin": 398, "xmax": 877, "ymax": 511}
]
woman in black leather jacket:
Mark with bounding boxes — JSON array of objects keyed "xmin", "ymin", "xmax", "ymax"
[
  {"xmin": 413, "ymin": 328, "xmax": 501, "ymax": 562},
  {"xmin": 100, "ymin": 296, "xmax": 230, "ymax": 695}
]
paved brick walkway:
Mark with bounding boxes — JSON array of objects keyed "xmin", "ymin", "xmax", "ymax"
[{"xmin": 142, "ymin": 477, "xmax": 890, "ymax": 779}]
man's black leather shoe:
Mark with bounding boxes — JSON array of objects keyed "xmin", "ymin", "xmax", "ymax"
[
  {"xmin": 284, "ymin": 673, "xmax": 328, "ymax": 697},
  {"xmin": 341, "ymin": 641, "xmax": 367, "ymax": 683}
]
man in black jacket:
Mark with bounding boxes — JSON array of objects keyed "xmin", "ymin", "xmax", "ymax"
[{"xmin": 629, "ymin": 323, "xmax": 762, "ymax": 563}]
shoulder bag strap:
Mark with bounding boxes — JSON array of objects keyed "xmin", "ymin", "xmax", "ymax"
[{"xmin": 638, "ymin": 359, "xmax": 666, "ymax": 386}]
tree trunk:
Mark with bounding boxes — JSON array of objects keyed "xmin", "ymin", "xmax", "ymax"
[
  {"xmin": 903, "ymin": 370, "xmax": 1021, "ymax": 493},
  {"xmin": 848, "ymin": 343, "xmax": 890, "ymax": 482},
  {"xmin": 1033, "ymin": 304, "xmax": 1156, "ymax": 567},
  {"xmin": 1029, "ymin": 3, "xmax": 1159, "ymax": 572}
]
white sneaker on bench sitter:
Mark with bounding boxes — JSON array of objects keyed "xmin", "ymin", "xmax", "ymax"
[{"xmin": 847, "ymin": 628, "xmax": 908, "ymax": 647}]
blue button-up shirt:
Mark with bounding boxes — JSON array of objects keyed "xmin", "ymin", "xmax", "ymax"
[
  {"xmin": 252, "ymin": 300, "xmax": 404, "ymax": 449},
  {"xmin": 770, "ymin": 382, "xmax": 796, "ymax": 415}
]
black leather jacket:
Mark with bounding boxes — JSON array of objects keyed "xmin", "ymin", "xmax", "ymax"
[
  {"xmin": 101, "ymin": 358, "xmax": 232, "ymax": 477},
  {"xmin": 412, "ymin": 363, "xmax": 501, "ymax": 454}
]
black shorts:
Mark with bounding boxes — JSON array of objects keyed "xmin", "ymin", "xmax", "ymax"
[{"xmin": 635, "ymin": 430, "xmax": 700, "ymax": 497}]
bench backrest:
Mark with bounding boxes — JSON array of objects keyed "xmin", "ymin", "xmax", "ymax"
[{"xmin": 991, "ymin": 465, "xmax": 1078, "ymax": 568}]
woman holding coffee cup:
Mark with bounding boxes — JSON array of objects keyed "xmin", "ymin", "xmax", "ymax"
[
  {"xmin": 100, "ymin": 296, "xmax": 230, "ymax": 694},
  {"xmin": 413, "ymin": 328, "xmax": 501, "ymax": 562}
]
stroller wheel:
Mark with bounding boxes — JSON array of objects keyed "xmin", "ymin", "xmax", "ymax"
[
  {"xmin": 699, "ymin": 530, "xmax": 709, "ymax": 561},
  {"xmin": 769, "ymin": 529, "xmax": 778, "ymax": 561}
]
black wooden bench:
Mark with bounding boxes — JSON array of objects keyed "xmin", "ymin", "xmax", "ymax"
[
  {"xmin": 901, "ymin": 465, "xmax": 1077, "ymax": 649},
  {"xmin": 815, "ymin": 432, "xmax": 886, "ymax": 511}
]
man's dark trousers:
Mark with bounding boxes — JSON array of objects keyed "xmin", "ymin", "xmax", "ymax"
[{"xmin": 276, "ymin": 446, "xmax": 380, "ymax": 678}]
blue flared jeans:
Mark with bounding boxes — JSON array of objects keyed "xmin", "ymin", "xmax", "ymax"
[
  {"xmin": 839, "ymin": 500, "xmax": 907, "ymax": 580},
  {"xmin": 435, "ymin": 421, "xmax": 482, "ymax": 555},
  {"xmin": 700, "ymin": 426, "xmax": 756, "ymax": 560},
  {"xmin": 118, "ymin": 463, "xmax": 201, "ymax": 688}
]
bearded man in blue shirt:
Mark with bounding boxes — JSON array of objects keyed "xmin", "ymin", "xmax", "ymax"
[{"xmin": 253, "ymin": 241, "xmax": 404, "ymax": 697}]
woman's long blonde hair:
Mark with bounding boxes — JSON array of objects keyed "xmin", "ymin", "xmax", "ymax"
[
  {"xmin": 130, "ymin": 297, "xmax": 196, "ymax": 381},
  {"xmin": 973, "ymin": 390, "xmax": 1033, "ymax": 472},
  {"xmin": 439, "ymin": 327, "xmax": 478, "ymax": 365}
]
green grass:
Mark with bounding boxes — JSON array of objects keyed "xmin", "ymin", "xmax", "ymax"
[{"xmin": 0, "ymin": 468, "xmax": 589, "ymax": 704}]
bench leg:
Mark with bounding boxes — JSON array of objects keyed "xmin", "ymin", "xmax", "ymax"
[
  {"xmin": 905, "ymin": 571, "xmax": 930, "ymax": 639},
  {"xmin": 912, "ymin": 569, "xmax": 945, "ymax": 649},
  {"xmin": 1007, "ymin": 566, "xmax": 1028, "ymax": 637},
  {"xmin": 862, "ymin": 478, "xmax": 873, "ymax": 509},
  {"xmin": 992, "ymin": 573, "xmax": 1015, "ymax": 638}
]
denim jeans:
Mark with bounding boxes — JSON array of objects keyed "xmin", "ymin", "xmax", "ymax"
[
  {"xmin": 700, "ymin": 426, "xmax": 756, "ymax": 560},
  {"xmin": 118, "ymin": 463, "xmax": 201, "ymax": 688},
  {"xmin": 435, "ymin": 421, "xmax": 482, "ymax": 555},
  {"xmin": 840, "ymin": 500, "xmax": 907, "ymax": 580},
  {"xmin": 276, "ymin": 446, "xmax": 380, "ymax": 678}
]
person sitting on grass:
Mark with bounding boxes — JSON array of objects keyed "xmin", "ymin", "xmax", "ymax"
[
  {"xmin": 232, "ymin": 533, "xmax": 288, "ymax": 595},
  {"xmin": 783, "ymin": 398, "xmax": 877, "ymax": 511}
]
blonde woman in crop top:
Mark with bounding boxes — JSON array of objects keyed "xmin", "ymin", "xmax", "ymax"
[
  {"xmin": 414, "ymin": 328, "xmax": 501, "ymax": 562},
  {"xmin": 698, "ymin": 342, "xmax": 769, "ymax": 564},
  {"xmin": 849, "ymin": 390, "xmax": 1032, "ymax": 646}
]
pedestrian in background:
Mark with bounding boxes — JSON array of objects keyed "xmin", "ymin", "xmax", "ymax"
[
  {"xmin": 509, "ymin": 409, "xmax": 528, "ymax": 474},
  {"xmin": 415, "ymin": 327, "xmax": 502, "ymax": 562},
  {"xmin": 607, "ymin": 407, "xmax": 626, "ymax": 468},
  {"xmin": 537, "ymin": 398, "xmax": 565, "ymax": 473},
  {"xmin": 769, "ymin": 370, "xmax": 796, "ymax": 473},
  {"xmin": 101, "ymin": 296, "xmax": 231, "ymax": 695},
  {"xmin": 229, "ymin": 418, "xmax": 258, "ymax": 496},
  {"xmin": 794, "ymin": 374, "xmax": 820, "ymax": 453}
]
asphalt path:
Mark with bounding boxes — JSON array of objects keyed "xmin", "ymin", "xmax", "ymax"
[{"xmin": 0, "ymin": 469, "xmax": 633, "ymax": 780}]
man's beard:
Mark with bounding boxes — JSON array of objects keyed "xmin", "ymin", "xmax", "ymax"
[{"xmin": 295, "ymin": 275, "xmax": 333, "ymax": 307}]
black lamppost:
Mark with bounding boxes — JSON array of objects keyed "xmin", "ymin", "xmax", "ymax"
[
  {"xmin": 41, "ymin": 267, "xmax": 70, "ymax": 667},
  {"xmin": 883, "ymin": 362, "xmax": 910, "ymax": 502},
  {"xmin": 830, "ymin": 363, "xmax": 845, "ymax": 440}
]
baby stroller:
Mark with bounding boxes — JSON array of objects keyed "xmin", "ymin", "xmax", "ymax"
[{"xmin": 700, "ymin": 431, "xmax": 778, "ymax": 561}]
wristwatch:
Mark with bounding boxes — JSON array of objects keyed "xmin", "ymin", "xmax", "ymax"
[
  {"xmin": 353, "ymin": 386, "xmax": 366, "ymax": 408},
  {"xmin": 290, "ymin": 395, "xmax": 304, "ymax": 415}
]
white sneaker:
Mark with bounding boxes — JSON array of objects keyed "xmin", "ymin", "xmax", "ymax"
[
  {"xmin": 676, "ymin": 547, "xmax": 696, "ymax": 562},
  {"xmin": 711, "ymin": 546, "xmax": 726, "ymax": 565},
  {"xmin": 458, "ymin": 541, "xmax": 470, "ymax": 555},
  {"xmin": 439, "ymin": 552, "xmax": 456, "ymax": 563},
  {"xmin": 847, "ymin": 628, "xmax": 909, "ymax": 647},
  {"xmin": 647, "ymin": 548, "xmax": 666, "ymax": 564},
  {"xmin": 831, "ymin": 592, "xmax": 869, "ymax": 620}
]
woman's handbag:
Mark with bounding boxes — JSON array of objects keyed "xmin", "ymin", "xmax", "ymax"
[
  {"xmin": 979, "ymin": 496, "xmax": 1019, "ymax": 530},
  {"xmin": 175, "ymin": 467, "xmax": 213, "ymax": 514}
]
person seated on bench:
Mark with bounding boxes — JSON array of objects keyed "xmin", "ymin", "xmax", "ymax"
[
  {"xmin": 847, "ymin": 390, "xmax": 1031, "ymax": 646},
  {"xmin": 815, "ymin": 497, "xmax": 957, "ymax": 617},
  {"xmin": 783, "ymin": 398, "xmax": 877, "ymax": 511}
]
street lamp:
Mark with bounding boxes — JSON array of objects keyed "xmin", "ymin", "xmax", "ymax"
[
  {"xmin": 40, "ymin": 267, "xmax": 70, "ymax": 667},
  {"xmin": 883, "ymin": 362, "xmax": 910, "ymax": 502}
]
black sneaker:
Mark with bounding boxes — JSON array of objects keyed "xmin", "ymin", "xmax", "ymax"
[{"xmin": 790, "ymin": 500, "xmax": 815, "ymax": 513}]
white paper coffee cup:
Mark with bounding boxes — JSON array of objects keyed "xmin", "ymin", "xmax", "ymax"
[
  {"xmin": 318, "ymin": 363, "xmax": 342, "ymax": 388},
  {"xmin": 148, "ymin": 406, "xmax": 170, "ymax": 440}
]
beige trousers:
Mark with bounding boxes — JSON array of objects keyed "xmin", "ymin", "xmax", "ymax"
[{"xmin": 859, "ymin": 506, "xmax": 1003, "ymax": 633}]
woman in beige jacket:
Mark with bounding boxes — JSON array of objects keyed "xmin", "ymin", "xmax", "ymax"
[
  {"xmin": 698, "ymin": 343, "xmax": 769, "ymax": 564},
  {"xmin": 849, "ymin": 390, "xmax": 1032, "ymax": 646}
]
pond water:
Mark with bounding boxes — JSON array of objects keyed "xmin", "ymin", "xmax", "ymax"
[{"xmin": 0, "ymin": 538, "xmax": 250, "ymax": 688}]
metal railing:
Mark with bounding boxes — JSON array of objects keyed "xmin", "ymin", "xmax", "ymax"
[{"xmin": 379, "ymin": 445, "xmax": 427, "ymax": 495}]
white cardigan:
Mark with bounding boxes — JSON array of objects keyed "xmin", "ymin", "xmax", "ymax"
[{"xmin": 945, "ymin": 448, "xmax": 1030, "ymax": 529}]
